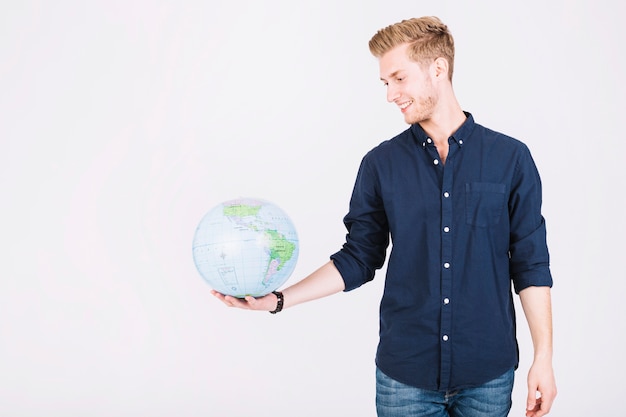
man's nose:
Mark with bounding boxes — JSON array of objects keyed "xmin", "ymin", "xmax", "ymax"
[{"xmin": 386, "ymin": 85, "xmax": 399, "ymax": 103}]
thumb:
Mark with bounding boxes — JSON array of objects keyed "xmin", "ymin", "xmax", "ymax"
[
  {"xmin": 527, "ymin": 391, "xmax": 541, "ymax": 412},
  {"xmin": 244, "ymin": 295, "xmax": 258, "ymax": 306}
]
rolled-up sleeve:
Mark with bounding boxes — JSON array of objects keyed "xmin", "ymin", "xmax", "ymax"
[
  {"xmin": 508, "ymin": 145, "xmax": 553, "ymax": 293},
  {"xmin": 331, "ymin": 154, "xmax": 390, "ymax": 291}
]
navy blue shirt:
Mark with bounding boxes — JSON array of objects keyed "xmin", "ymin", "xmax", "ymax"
[{"xmin": 330, "ymin": 113, "xmax": 552, "ymax": 391}]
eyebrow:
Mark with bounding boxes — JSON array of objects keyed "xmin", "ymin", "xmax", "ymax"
[{"xmin": 380, "ymin": 70, "xmax": 402, "ymax": 82}]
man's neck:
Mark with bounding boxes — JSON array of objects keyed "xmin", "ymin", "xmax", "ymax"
[
  {"xmin": 420, "ymin": 104, "xmax": 466, "ymax": 146},
  {"xmin": 420, "ymin": 108, "xmax": 467, "ymax": 145}
]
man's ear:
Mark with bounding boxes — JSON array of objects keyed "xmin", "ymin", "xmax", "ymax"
[{"xmin": 433, "ymin": 57, "xmax": 449, "ymax": 79}]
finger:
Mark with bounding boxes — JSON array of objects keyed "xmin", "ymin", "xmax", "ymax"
[
  {"xmin": 537, "ymin": 394, "xmax": 555, "ymax": 417},
  {"xmin": 525, "ymin": 397, "xmax": 543, "ymax": 417},
  {"xmin": 211, "ymin": 290, "xmax": 246, "ymax": 308},
  {"xmin": 526, "ymin": 394, "xmax": 540, "ymax": 416},
  {"xmin": 210, "ymin": 290, "xmax": 228, "ymax": 304},
  {"xmin": 223, "ymin": 295, "xmax": 250, "ymax": 308}
]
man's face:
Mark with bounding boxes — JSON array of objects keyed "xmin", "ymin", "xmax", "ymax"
[{"xmin": 379, "ymin": 43, "xmax": 437, "ymax": 125}]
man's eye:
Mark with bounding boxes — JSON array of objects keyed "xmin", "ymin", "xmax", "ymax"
[{"xmin": 396, "ymin": 78, "xmax": 404, "ymax": 82}]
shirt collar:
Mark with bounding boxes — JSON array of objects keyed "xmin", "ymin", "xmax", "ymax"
[{"xmin": 411, "ymin": 111, "xmax": 475, "ymax": 148}]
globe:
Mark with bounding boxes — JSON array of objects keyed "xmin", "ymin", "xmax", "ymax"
[{"xmin": 192, "ymin": 198, "xmax": 299, "ymax": 298}]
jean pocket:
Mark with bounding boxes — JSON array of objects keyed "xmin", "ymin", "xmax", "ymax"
[{"xmin": 465, "ymin": 182, "xmax": 506, "ymax": 227}]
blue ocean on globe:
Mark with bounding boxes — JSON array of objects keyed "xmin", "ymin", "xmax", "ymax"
[{"xmin": 192, "ymin": 198, "xmax": 299, "ymax": 298}]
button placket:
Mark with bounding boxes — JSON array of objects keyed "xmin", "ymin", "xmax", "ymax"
[{"xmin": 438, "ymin": 146, "xmax": 455, "ymax": 390}]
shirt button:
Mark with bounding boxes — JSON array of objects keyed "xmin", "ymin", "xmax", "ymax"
[
  {"xmin": 443, "ymin": 298, "xmax": 450, "ymax": 304},
  {"xmin": 443, "ymin": 262, "xmax": 450, "ymax": 269},
  {"xmin": 427, "ymin": 138, "xmax": 432, "ymax": 143},
  {"xmin": 443, "ymin": 226, "xmax": 450, "ymax": 233},
  {"xmin": 433, "ymin": 159, "xmax": 439, "ymax": 165},
  {"xmin": 459, "ymin": 140, "xmax": 463, "ymax": 145},
  {"xmin": 443, "ymin": 192, "xmax": 450, "ymax": 198},
  {"xmin": 443, "ymin": 335, "xmax": 449, "ymax": 341}
]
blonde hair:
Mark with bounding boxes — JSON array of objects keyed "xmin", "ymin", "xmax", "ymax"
[{"xmin": 369, "ymin": 16, "xmax": 455, "ymax": 80}]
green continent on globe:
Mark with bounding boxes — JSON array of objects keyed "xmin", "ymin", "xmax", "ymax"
[
  {"xmin": 264, "ymin": 229, "xmax": 296, "ymax": 270},
  {"xmin": 223, "ymin": 203, "xmax": 261, "ymax": 218}
]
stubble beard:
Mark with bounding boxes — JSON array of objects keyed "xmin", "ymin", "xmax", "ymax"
[{"xmin": 404, "ymin": 95, "xmax": 437, "ymax": 125}]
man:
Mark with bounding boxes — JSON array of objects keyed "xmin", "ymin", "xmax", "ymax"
[{"xmin": 212, "ymin": 16, "xmax": 556, "ymax": 417}]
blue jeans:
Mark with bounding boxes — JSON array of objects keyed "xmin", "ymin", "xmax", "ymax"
[{"xmin": 376, "ymin": 367, "xmax": 514, "ymax": 417}]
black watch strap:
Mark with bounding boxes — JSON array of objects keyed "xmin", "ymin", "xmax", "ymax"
[{"xmin": 269, "ymin": 291, "xmax": 284, "ymax": 314}]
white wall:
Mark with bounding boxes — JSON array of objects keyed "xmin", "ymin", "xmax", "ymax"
[{"xmin": 1, "ymin": 1, "xmax": 624, "ymax": 415}]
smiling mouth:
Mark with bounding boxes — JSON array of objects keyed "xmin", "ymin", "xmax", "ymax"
[{"xmin": 399, "ymin": 100, "xmax": 413, "ymax": 111}]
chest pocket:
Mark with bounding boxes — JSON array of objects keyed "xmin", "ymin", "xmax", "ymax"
[{"xmin": 465, "ymin": 182, "xmax": 506, "ymax": 227}]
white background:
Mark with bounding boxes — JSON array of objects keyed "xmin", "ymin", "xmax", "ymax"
[{"xmin": 1, "ymin": 0, "xmax": 624, "ymax": 416}]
